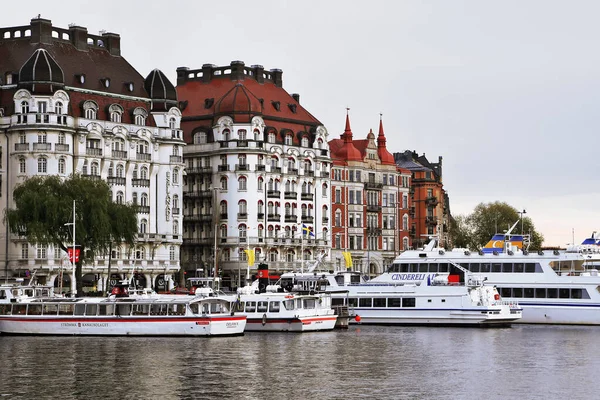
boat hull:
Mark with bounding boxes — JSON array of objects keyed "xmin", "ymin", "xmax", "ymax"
[
  {"xmin": 0, "ymin": 315, "xmax": 247, "ymax": 336},
  {"xmin": 244, "ymin": 315, "xmax": 338, "ymax": 332}
]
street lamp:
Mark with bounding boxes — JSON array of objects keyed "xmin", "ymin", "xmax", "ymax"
[{"xmin": 63, "ymin": 200, "xmax": 76, "ymax": 296}]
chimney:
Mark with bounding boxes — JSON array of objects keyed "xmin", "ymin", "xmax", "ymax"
[
  {"xmin": 291, "ymin": 93, "xmax": 300, "ymax": 103},
  {"xmin": 176, "ymin": 67, "xmax": 189, "ymax": 85},
  {"xmin": 69, "ymin": 25, "xmax": 88, "ymax": 51},
  {"xmin": 201, "ymin": 64, "xmax": 215, "ymax": 83},
  {"xmin": 29, "ymin": 17, "xmax": 53, "ymax": 44},
  {"xmin": 230, "ymin": 60, "xmax": 245, "ymax": 81},
  {"xmin": 270, "ymin": 68, "xmax": 283, "ymax": 87},
  {"xmin": 251, "ymin": 64, "xmax": 264, "ymax": 84},
  {"xmin": 102, "ymin": 32, "xmax": 120, "ymax": 56}
]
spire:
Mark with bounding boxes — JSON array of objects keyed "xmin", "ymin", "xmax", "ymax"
[
  {"xmin": 377, "ymin": 113, "xmax": 386, "ymax": 147},
  {"xmin": 342, "ymin": 107, "xmax": 353, "ymax": 142}
]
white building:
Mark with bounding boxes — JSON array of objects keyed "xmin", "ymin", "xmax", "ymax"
[{"xmin": 0, "ymin": 18, "xmax": 184, "ymax": 292}]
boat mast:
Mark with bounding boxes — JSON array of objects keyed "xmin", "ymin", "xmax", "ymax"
[{"xmin": 71, "ymin": 200, "xmax": 76, "ymax": 296}]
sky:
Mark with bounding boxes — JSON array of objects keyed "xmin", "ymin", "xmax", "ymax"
[{"xmin": 3, "ymin": 0, "xmax": 600, "ymax": 247}]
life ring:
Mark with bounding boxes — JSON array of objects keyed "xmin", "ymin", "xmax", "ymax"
[
  {"xmin": 262, "ymin": 313, "xmax": 267, "ymax": 326},
  {"xmin": 494, "ymin": 294, "xmax": 500, "ymax": 301}
]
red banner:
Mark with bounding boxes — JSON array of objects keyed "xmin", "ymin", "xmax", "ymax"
[{"xmin": 67, "ymin": 247, "xmax": 80, "ymax": 263}]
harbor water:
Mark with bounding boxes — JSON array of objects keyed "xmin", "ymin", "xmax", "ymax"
[{"xmin": 0, "ymin": 325, "xmax": 598, "ymax": 400}]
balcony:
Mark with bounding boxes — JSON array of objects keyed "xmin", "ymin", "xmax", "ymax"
[
  {"xmin": 322, "ymin": 217, "xmax": 329, "ymax": 224},
  {"xmin": 218, "ymin": 164, "xmax": 229, "ymax": 172},
  {"xmin": 270, "ymin": 166, "xmax": 282, "ymax": 173},
  {"xmin": 426, "ymin": 196, "xmax": 439, "ymax": 206},
  {"xmin": 286, "ymin": 168, "xmax": 298, "ymax": 175},
  {"xmin": 220, "ymin": 213, "xmax": 228, "ymax": 220},
  {"xmin": 184, "ymin": 191, "xmax": 212, "ymax": 199},
  {"xmin": 55, "ymin": 143, "xmax": 69, "ymax": 152},
  {"xmin": 137, "ymin": 206, "xmax": 151, "ymax": 214},
  {"xmin": 137, "ymin": 153, "xmax": 151, "ymax": 161},
  {"xmin": 170, "ymin": 155, "xmax": 183, "ymax": 164},
  {"xmin": 172, "ymin": 208, "xmax": 180, "ymax": 215},
  {"xmin": 321, "ymin": 171, "xmax": 329, "ymax": 178},
  {"xmin": 235, "ymin": 164, "xmax": 249, "ymax": 171},
  {"xmin": 86, "ymin": 147, "xmax": 102, "ymax": 156},
  {"xmin": 257, "ymin": 213, "xmax": 264, "ymax": 220},
  {"xmin": 219, "ymin": 141, "xmax": 228, "ymax": 148},
  {"xmin": 186, "ymin": 166, "xmax": 213, "ymax": 175},
  {"xmin": 132, "ymin": 178, "xmax": 150, "ymax": 187},
  {"xmin": 237, "ymin": 140, "xmax": 248, "ymax": 148},
  {"xmin": 285, "ymin": 215, "xmax": 297, "ymax": 223},
  {"xmin": 367, "ymin": 205, "xmax": 382, "ymax": 213},
  {"xmin": 267, "ymin": 190, "xmax": 280, "ymax": 198},
  {"xmin": 182, "ymin": 238, "xmax": 211, "ymax": 245},
  {"xmin": 256, "ymin": 164, "xmax": 266, "ymax": 171},
  {"xmin": 267, "ymin": 213, "xmax": 281, "ymax": 222},
  {"xmin": 82, "ymin": 174, "xmax": 101, "ymax": 181},
  {"xmin": 14, "ymin": 142, "xmax": 29, "ymax": 151},
  {"xmin": 171, "ymin": 129, "xmax": 183, "ymax": 139},
  {"xmin": 284, "ymin": 191, "xmax": 296, "ymax": 200},
  {"xmin": 33, "ymin": 143, "xmax": 51, "ymax": 151},
  {"xmin": 107, "ymin": 177, "xmax": 126, "ymax": 186},
  {"xmin": 426, "ymin": 216, "xmax": 437, "ymax": 226},
  {"xmin": 364, "ymin": 182, "xmax": 383, "ymax": 190},
  {"xmin": 112, "ymin": 150, "xmax": 127, "ymax": 159},
  {"xmin": 301, "ymin": 193, "xmax": 313, "ymax": 201},
  {"xmin": 304, "ymin": 169, "xmax": 314, "ymax": 177},
  {"xmin": 367, "ymin": 227, "xmax": 382, "ymax": 236},
  {"xmin": 237, "ymin": 212, "xmax": 248, "ymax": 220},
  {"xmin": 320, "ymin": 149, "xmax": 328, "ymax": 156},
  {"xmin": 301, "ymin": 215, "xmax": 314, "ymax": 223}
]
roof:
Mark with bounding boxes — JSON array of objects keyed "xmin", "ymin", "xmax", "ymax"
[
  {"xmin": 18, "ymin": 48, "xmax": 64, "ymax": 93},
  {"xmin": 144, "ymin": 69, "xmax": 178, "ymax": 111}
]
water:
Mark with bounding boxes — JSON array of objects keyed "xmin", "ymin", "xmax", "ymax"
[{"xmin": 0, "ymin": 325, "xmax": 598, "ymax": 400}]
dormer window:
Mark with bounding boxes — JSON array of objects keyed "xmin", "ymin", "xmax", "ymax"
[
  {"xmin": 20, "ymin": 101, "xmax": 29, "ymax": 114},
  {"xmin": 271, "ymin": 101, "xmax": 281, "ymax": 111},
  {"xmin": 301, "ymin": 136, "xmax": 309, "ymax": 147},
  {"xmin": 126, "ymin": 82, "xmax": 134, "ymax": 92},
  {"xmin": 109, "ymin": 104, "xmax": 123, "ymax": 123},
  {"xmin": 133, "ymin": 107, "xmax": 147, "ymax": 126},
  {"xmin": 55, "ymin": 102, "xmax": 63, "ymax": 115},
  {"xmin": 101, "ymin": 78, "xmax": 110, "ymax": 88},
  {"xmin": 83, "ymin": 100, "xmax": 98, "ymax": 120},
  {"xmin": 288, "ymin": 103, "xmax": 297, "ymax": 113},
  {"xmin": 76, "ymin": 74, "xmax": 85, "ymax": 84},
  {"xmin": 204, "ymin": 98, "xmax": 214, "ymax": 109},
  {"xmin": 268, "ymin": 132, "xmax": 276, "ymax": 143},
  {"xmin": 284, "ymin": 134, "xmax": 292, "ymax": 146}
]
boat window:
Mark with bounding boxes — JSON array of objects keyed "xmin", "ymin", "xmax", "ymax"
[
  {"xmin": 350, "ymin": 275, "xmax": 361, "ymax": 284},
  {"xmin": 27, "ymin": 304, "xmax": 42, "ymax": 315},
  {"xmin": 535, "ymin": 288, "xmax": 546, "ymax": 298},
  {"xmin": 269, "ymin": 301, "xmax": 280, "ymax": 312},
  {"xmin": 348, "ymin": 298, "xmax": 358, "ymax": 307},
  {"xmin": 11, "ymin": 289, "xmax": 21, "ymax": 297},
  {"xmin": 525, "ymin": 263, "xmax": 537, "ymax": 273},
  {"xmin": 388, "ymin": 264, "xmax": 399, "ymax": 273},
  {"xmin": 428, "ymin": 263, "xmax": 438, "ymax": 273},
  {"xmin": 303, "ymin": 298, "xmax": 316, "ymax": 309},
  {"xmin": 399, "ymin": 264, "xmax": 409, "ymax": 273},
  {"xmin": 512, "ymin": 288, "xmax": 523, "ymax": 297},
  {"xmin": 133, "ymin": 304, "xmax": 149, "ymax": 316},
  {"xmin": 86, "ymin": 304, "xmax": 98, "ymax": 316},
  {"xmin": 387, "ymin": 298, "xmax": 401, "ymax": 307},
  {"xmin": 492, "ymin": 263, "xmax": 502, "ymax": 273},
  {"xmin": 98, "ymin": 304, "xmax": 113, "ymax": 316},
  {"xmin": 283, "ymin": 300, "xmax": 295, "ymax": 310},
  {"xmin": 480, "ymin": 263, "xmax": 491, "ymax": 273},
  {"xmin": 257, "ymin": 301, "xmax": 268, "ymax": 312},
  {"xmin": 12, "ymin": 304, "xmax": 27, "ymax": 315},
  {"xmin": 373, "ymin": 298, "xmax": 386, "ymax": 307},
  {"xmin": 117, "ymin": 304, "xmax": 131, "ymax": 316},
  {"xmin": 74, "ymin": 304, "xmax": 86, "ymax": 315},
  {"xmin": 409, "ymin": 263, "xmax": 419, "ymax": 272},
  {"xmin": 523, "ymin": 288, "xmax": 534, "ymax": 298},
  {"xmin": 201, "ymin": 304, "xmax": 210, "ymax": 314},
  {"xmin": 189, "ymin": 303, "xmax": 199, "ymax": 314},
  {"xmin": 359, "ymin": 298, "xmax": 372, "ymax": 307},
  {"xmin": 246, "ymin": 301, "xmax": 257, "ymax": 313},
  {"xmin": 438, "ymin": 263, "xmax": 448, "ymax": 273},
  {"xmin": 0, "ymin": 290, "xmax": 6, "ymax": 299},
  {"xmin": 296, "ymin": 299, "xmax": 303, "ymax": 309},
  {"xmin": 168, "ymin": 304, "xmax": 185, "ymax": 316},
  {"xmin": 150, "ymin": 304, "xmax": 167, "ymax": 315},
  {"xmin": 210, "ymin": 302, "xmax": 227, "ymax": 314},
  {"xmin": 514, "ymin": 263, "xmax": 524, "ymax": 273},
  {"xmin": 402, "ymin": 298, "xmax": 416, "ymax": 307},
  {"xmin": 43, "ymin": 304, "xmax": 59, "ymax": 315},
  {"xmin": 470, "ymin": 263, "xmax": 480, "ymax": 273},
  {"xmin": 59, "ymin": 304, "xmax": 74, "ymax": 316},
  {"xmin": 418, "ymin": 263, "xmax": 428, "ymax": 272},
  {"xmin": 0, "ymin": 305, "xmax": 10, "ymax": 315},
  {"xmin": 499, "ymin": 287, "xmax": 511, "ymax": 298},
  {"xmin": 571, "ymin": 289, "xmax": 583, "ymax": 299},
  {"xmin": 502, "ymin": 263, "xmax": 513, "ymax": 273},
  {"xmin": 559, "ymin": 289, "xmax": 570, "ymax": 299},
  {"xmin": 547, "ymin": 288, "xmax": 558, "ymax": 298},
  {"xmin": 331, "ymin": 298, "xmax": 344, "ymax": 306},
  {"xmin": 335, "ymin": 276, "xmax": 345, "ymax": 285}
]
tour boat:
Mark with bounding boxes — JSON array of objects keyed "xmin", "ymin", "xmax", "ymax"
[
  {"xmin": 379, "ymin": 224, "xmax": 600, "ymax": 325},
  {"xmin": 189, "ymin": 277, "xmax": 338, "ymax": 332},
  {"xmin": 0, "ymin": 285, "xmax": 246, "ymax": 336},
  {"xmin": 279, "ymin": 260, "xmax": 522, "ymax": 327}
]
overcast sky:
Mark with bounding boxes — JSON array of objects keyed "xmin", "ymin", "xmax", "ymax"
[{"xmin": 4, "ymin": 1, "xmax": 600, "ymax": 247}]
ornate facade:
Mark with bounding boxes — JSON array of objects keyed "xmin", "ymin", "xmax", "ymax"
[{"xmin": 0, "ymin": 18, "xmax": 184, "ymax": 292}]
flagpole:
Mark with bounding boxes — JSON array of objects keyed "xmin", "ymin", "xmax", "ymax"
[{"xmin": 301, "ymin": 225, "xmax": 304, "ymax": 273}]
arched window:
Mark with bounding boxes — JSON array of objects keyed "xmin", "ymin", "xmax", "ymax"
[
  {"xmin": 37, "ymin": 157, "xmax": 47, "ymax": 173},
  {"xmin": 172, "ymin": 195, "xmax": 179, "ymax": 210},
  {"xmin": 58, "ymin": 158, "xmax": 66, "ymax": 174},
  {"xmin": 109, "ymin": 104, "xmax": 123, "ymax": 123},
  {"xmin": 238, "ymin": 176, "xmax": 247, "ymax": 191},
  {"xmin": 335, "ymin": 210, "xmax": 342, "ymax": 227},
  {"xmin": 140, "ymin": 219, "xmax": 147, "ymax": 234},
  {"xmin": 194, "ymin": 131, "xmax": 207, "ymax": 144},
  {"xmin": 220, "ymin": 201, "xmax": 227, "ymax": 216},
  {"xmin": 19, "ymin": 157, "xmax": 26, "ymax": 173},
  {"xmin": 91, "ymin": 161, "xmax": 99, "ymax": 176},
  {"xmin": 169, "ymin": 245, "xmax": 176, "ymax": 261},
  {"xmin": 169, "ymin": 117, "xmax": 176, "ymax": 129},
  {"xmin": 173, "ymin": 220, "xmax": 179, "ymax": 235},
  {"xmin": 116, "ymin": 164, "xmax": 124, "ymax": 177},
  {"xmin": 141, "ymin": 166, "xmax": 148, "ymax": 179},
  {"xmin": 173, "ymin": 168, "xmax": 179, "ymax": 184},
  {"xmin": 257, "ymin": 177, "xmax": 263, "ymax": 191},
  {"xmin": 132, "ymin": 192, "xmax": 138, "ymax": 205},
  {"xmin": 239, "ymin": 200, "xmax": 247, "ymax": 215},
  {"xmin": 403, "ymin": 214, "xmax": 409, "ymax": 230},
  {"xmin": 285, "ymin": 180, "xmax": 291, "ymax": 192},
  {"xmin": 301, "ymin": 136, "xmax": 309, "ymax": 147},
  {"xmin": 220, "ymin": 177, "xmax": 228, "ymax": 190},
  {"xmin": 223, "ymin": 129, "xmax": 230, "ymax": 141},
  {"xmin": 317, "ymin": 138, "xmax": 323, "ymax": 149},
  {"xmin": 403, "ymin": 237, "xmax": 409, "ymax": 250},
  {"xmin": 285, "ymin": 203, "xmax": 291, "ymax": 216},
  {"xmin": 114, "ymin": 191, "xmax": 123, "ymax": 204},
  {"xmin": 137, "ymin": 141, "xmax": 149, "ymax": 155},
  {"xmin": 268, "ymin": 132, "xmax": 276, "ymax": 143},
  {"xmin": 239, "ymin": 224, "xmax": 247, "ymax": 238},
  {"xmin": 284, "ymin": 134, "xmax": 292, "ymax": 145},
  {"xmin": 254, "ymin": 129, "xmax": 260, "ymax": 141},
  {"xmin": 20, "ymin": 101, "xmax": 29, "ymax": 114},
  {"xmin": 322, "ymin": 183, "xmax": 328, "ymax": 197},
  {"xmin": 257, "ymin": 201, "xmax": 264, "ymax": 215},
  {"xmin": 55, "ymin": 102, "xmax": 63, "ymax": 114},
  {"xmin": 133, "ymin": 107, "xmax": 147, "ymax": 126},
  {"xmin": 136, "ymin": 246, "xmax": 145, "ymax": 259},
  {"xmin": 220, "ymin": 224, "xmax": 227, "ymax": 239},
  {"xmin": 83, "ymin": 100, "xmax": 98, "ymax": 119}
]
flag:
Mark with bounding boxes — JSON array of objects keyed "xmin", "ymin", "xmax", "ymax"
[
  {"xmin": 244, "ymin": 249, "xmax": 255, "ymax": 266},
  {"xmin": 302, "ymin": 224, "xmax": 315, "ymax": 237},
  {"xmin": 342, "ymin": 251, "xmax": 353, "ymax": 268}
]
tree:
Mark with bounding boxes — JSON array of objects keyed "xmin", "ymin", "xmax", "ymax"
[
  {"xmin": 449, "ymin": 201, "xmax": 544, "ymax": 250},
  {"xmin": 4, "ymin": 175, "xmax": 138, "ymax": 296},
  {"xmin": 448, "ymin": 215, "xmax": 472, "ymax": 249}
]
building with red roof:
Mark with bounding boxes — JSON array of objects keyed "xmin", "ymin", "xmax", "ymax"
[
  {"xmin": 177, "ymin": 61, "xmax": 332, "ymax": 286},
  {"xmin": 329, "ymin": 112, "xmax": 411, "ymax": 276},
  {"xmin": 0, "ymin": 18, "xmax": 184, "ymax": 293}
]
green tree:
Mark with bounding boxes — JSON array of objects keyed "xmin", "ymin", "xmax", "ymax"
[
  {"xmin": 4, "ymin": 175, "xmax": 138, "ymax": 296},
  {"xmin": 466, "ymin": 201, "xmax": 544, "ymax": 250},
  {"xmin": 448, "ymin": 215, "xmax": 472, "ymax": 249}
]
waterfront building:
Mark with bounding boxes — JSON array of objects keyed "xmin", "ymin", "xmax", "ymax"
[
  {"xmin": 0, "ymin": 18, "xmax": 184, "ymax": 292},
  {"xmin": 176, "ymin": 61, "xmax": 332, "ymax": 289},
  {"xmin": 329, "ymin": 112, "xmax": 411, "ymax": 276},
  {"xmin": 394, "ymin": 151, "xmax": 450, "ymax": 249}
]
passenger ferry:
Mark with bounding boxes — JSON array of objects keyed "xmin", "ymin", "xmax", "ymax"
[
  {"xmin": 189, "ymin": 277, "xmax": 338, "ymax": 332},
  {"xmin": 380, "ymin": 225, "xmax": 600, "ymax": 325},
  {"xmin": 0, "ymin": 283, "xmax": 246, "ymax": 336},
  {"xmin": 279, "ymin": 260, "xmax": 522, "ymax": 327}
]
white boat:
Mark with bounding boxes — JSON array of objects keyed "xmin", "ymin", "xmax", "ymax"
[
  {"xmin": 279, "ymin": 259, "xmax": 522, "ymax": 327},
  {"xmin": 0, "ymin": 284, "xmax": 246, "ymax": 336},
  {"xmin": 379, "ymin": 223, "xmax": 600, "ymax": 325},
  {"xmin": 189, "ymin": 277, "xmax": 338, "ymax": 332}
]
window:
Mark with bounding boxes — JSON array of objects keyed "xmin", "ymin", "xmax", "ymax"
[
  {"xmin": 258, "ymin": 177, "xmax": 263, "ymax": 191},
  {"xmin": 220, "ymin": 177, "xmax": 228, "ymax": 190},
  {"xmin": 335, "ymin": 210, "xmax": 342, "ymax": 227},
  {"xmin": 58, "ymin": 132, "xmax": 65, "ymax": 145},
  {"xmin": 239, "ymin": 200, "xmax": 247, "ymax": 214},
  {"xmin": 135, "ymin": 246, "xmax": 145, "ymax": 260},
  {"xmin": 173, "ymin": 220, "xmax": 179, "ymax": 235},
  {"xmin": 322, "ymin": 184, "xmax": 328, "ymax": 197},
  {"xmin": 132, "ymin": 193, "xmax": 138, "ymax": 205},
  {"xmin": 169, "ymin": 246, "xmax": 176, "ymax": 261},
  {"xmin": 268, "ymin": 132, "xmax": 276, "ymax": 143},
  {"xmin": 37, "ymin": 132, "xmax": 47, "ymax": 143},
  {"xmin": 238, "ymin": 129, "xmax": 247, "ymax": 140},
  {"xmin": 116, "ymin": 191, "xmax": 124, "ymax": 204},
  {"xmin": 169, "ymin": 118, "xmax": 176, "ymax": 129},
  {"xmin": 83, "ymin": 100, "xmax": 98, "ymax": 119},
  {"xmin": 194, "ymin": 131, "xmax": 207, "ymax": 144},
  {"xmin": 20, "ymin": 101, "xmax": 29, "ymax": 114},
  {"xmin": 36, "ymin": 244, "xmax": 47, "ymax": 259},
  {"xmin": 58, "ymin": 158, "xmax": 65, "ymax": 174},
  {"xmin": 285, "ymin": 134, "xmax": 292, "ymax": 145},
  {"xmin": 141, "ymin": 193, "xmax": 148, "ymax": 207},
  {"xmin": 37, "ymin": 157, "xmax": 47, "ymax": 173},
  {"xmin": 335, "ymin": 189, "xmax": 341, "ymax": 203},
  {"xmin": 238, "ymin": 176, "xmax": 247, "ymax": 191},
  {"xmin": 21, "ymin": 244, "xmax": 28, "ymax": 259},
  {"xmin": 91, "ymin": 162, "xmax": 99, "ymax": 176},
  {"xmin": 140, "ymin": 219, "xmax": 147, "ymax": 234},
  {"xmin": 109, "ymin": 104, "xmax": 123, "ymax": 123},
  {"xmin": 55, "ymin": 102, "xmax": 63, "ymax": 114},
  {"xmin": 133, "ymin": 107, "xmax": 147, "ymax": 126},
  {"xmin": 173, "ymin": 168, "xmax": 179, "ymax": 184},
  {"xmin": 116, "ymin": 164, "xmax": 124, "ymax": 177},
  {"xmin": 19, "ymin": 158, "xmax": 26, "ymax": 173},
  {"xmin": 141, "ymin": 166, "xmax": 148, "ymax": 179},
  {"xmin": 301, "ymin": 136, "xmax": 309, "ymax": 147}
]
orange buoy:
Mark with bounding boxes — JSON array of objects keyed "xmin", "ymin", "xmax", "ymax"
[
  {"xmin": 494, "ymin": 294, "xmax": 500, "ymax": 300},
  {"xmin": 354, "ymin": 315, "xmax": 361, "ymax": 323}
]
